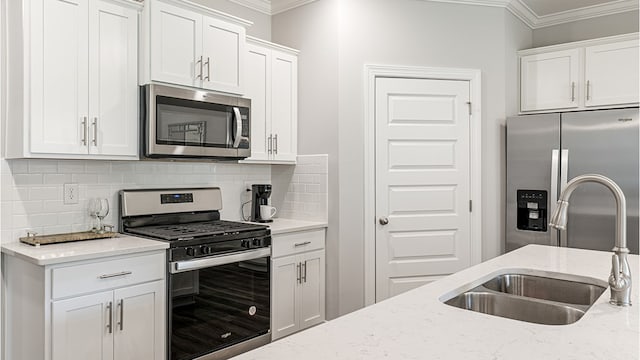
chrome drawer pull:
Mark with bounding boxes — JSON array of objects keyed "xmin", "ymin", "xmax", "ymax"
[
  {"xmin": 98, "ymin": 271, "xmax": 132, "ymax": 279},
  {"xmin": 294, "ymin": 241, "xmax": 311, "ymax": 247}
]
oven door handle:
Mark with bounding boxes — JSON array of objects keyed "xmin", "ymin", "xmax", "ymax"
[{"xmin": 170, "ymin": 248, "xmax": 271, "ymax": 274}]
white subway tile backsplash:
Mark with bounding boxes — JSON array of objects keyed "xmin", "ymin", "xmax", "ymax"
[
  {"xmin": 28, "ymin": 160, "xmax": 59, "ymax": 173},
  {"xmin": 58, "ymin": 160, "xmax": 86, "ymax": 173},
  {"xmin": 43, "ymin": 173, "xmax": 72, "ymax": 184},
  {"xmin": 0, "ymin": 158, "xmax": 272, "ymax": 243},
  {"xmin": 273, "ymin": 155, "xmax": 328, "ymax": 222},
  {"xmin": 13, "ymin": 174, "xmax": 43, "ymax": 186}
]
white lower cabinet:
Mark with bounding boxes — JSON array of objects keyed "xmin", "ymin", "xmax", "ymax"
[
  {"xmin": 271, "ymin": 229, "xmax": 325, "ymax": 340},
  {"xmin": 3, "ymin": 251, "xmax": 166, "ymax": 360}
]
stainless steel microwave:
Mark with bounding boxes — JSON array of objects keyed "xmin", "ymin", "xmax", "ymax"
[{"xmin": 141, "ymin": 84, "xmax": 250, "ymax": 160}]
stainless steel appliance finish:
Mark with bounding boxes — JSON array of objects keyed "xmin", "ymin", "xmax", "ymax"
[
  {"xmin": 443, "ymin": 272, "xmax": 606, "ymax": 325},
  {"xmin": 119, "ymin": 187, "xmax": 271, "ymax": 360},
  {"xmin": 506, "ymin": 108, "xmax": 639, "ymax": 254},
  {"xmin": 141, "ymin": 84, "xmax": 251, "ymax": 160}
]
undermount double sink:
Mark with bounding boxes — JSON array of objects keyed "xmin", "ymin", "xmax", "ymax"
[{"xmin": 442, "ymin": 271, "xmax": 607, "ymax": 325}]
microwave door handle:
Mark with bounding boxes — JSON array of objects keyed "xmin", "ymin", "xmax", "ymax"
[{"xmin": 232, "ymin": 107, "xmax": 242, "ymax": 148}]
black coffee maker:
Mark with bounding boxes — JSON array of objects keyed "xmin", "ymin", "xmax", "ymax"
[{"xmin": 251, "ymin": 184, "xmax": 273, "ymax": 223}]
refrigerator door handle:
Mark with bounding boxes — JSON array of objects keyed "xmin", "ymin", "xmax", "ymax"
[
  {"xmin": 559, "ymin": 149, "xmax": 569, "ymax": 247},
  {"xmin": 550, "ymin": 149, "xmax": 560, "ymax": 246}
]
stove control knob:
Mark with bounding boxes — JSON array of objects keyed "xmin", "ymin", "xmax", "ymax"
[
  {"xmin": 185, "ymin": 247, "xmax": 195, "ymax": 257},
  {"xmin": 252, "ymin": 238, "xmax": 261, "ymax": 247},
  {"xmin": 241, "ymin": 239, "xmax": 251, "ymax": 249},
  {"xmin": 200, "ymin": 246, "xmax": 211, "ymax": 255}
]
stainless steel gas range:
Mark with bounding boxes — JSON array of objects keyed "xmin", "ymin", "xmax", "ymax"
[{"xmin": 119, "ymin": 187, "xmax": 271, "ymax": 360}]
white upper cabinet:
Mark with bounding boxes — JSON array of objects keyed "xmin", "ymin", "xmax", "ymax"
[
  {"xmin": 6, "ymin": 0, "xmax": 139, "ymax": 160},
  {"xmin": 520, "ymin": 49, "xmax": 581, "ymax": 112},
  {"xmin": 242, "ymin": 38, "xmax": 298, "ymax": 164},
  {"xmin": 150, "ymin": 1, "xmax": 202, "ymax": 87},
  {"xmin": 519, "ymin": 33, "xmax": 639, "ymax": 113},
  {"xmin": 585, "ymin": 40, "xmax": 639, "ymax": 107},
  {"xmin": 145, "ymin": 0, "xmax": 248, "ymax": 95}
]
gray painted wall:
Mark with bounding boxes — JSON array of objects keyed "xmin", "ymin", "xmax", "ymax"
[
  {"xmin": 271, "ymin": 0, "xmax": 340, "ymax": 320},
  {"xmin": 274, "ymin": 0, "xmax": 532, "ymax": 316},
  {"xmin": 190, "ymin": 0, "xmax": 272, "ymax": 40},
  {"xmin": 532, "ymin": 10, "xmax": 639, "ymax": 47}
]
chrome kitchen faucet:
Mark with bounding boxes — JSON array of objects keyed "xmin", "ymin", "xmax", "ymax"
[{"xmin": 549, "ymin": 174, "xmax": 632, "ymax": 307}]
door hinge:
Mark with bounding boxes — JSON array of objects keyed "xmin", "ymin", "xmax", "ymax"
[
  {"xmin": 469, "ymin": 200, "xmax": 472, "ymax": 212},
  {"xmin": 466, "ymin": 101, "xmax": 472, "ymax": 116}
]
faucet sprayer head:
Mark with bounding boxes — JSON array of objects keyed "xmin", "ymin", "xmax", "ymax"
[{"xmin": 549, "ymin": 200, "xmax": 570, "ymax": 230}]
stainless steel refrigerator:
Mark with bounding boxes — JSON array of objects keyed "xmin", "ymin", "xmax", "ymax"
[{"xmin": 506, "ymin": 107, "xmax": 639, "ymax": 255}]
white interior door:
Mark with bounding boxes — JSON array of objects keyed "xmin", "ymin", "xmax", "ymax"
[{"xmin": 375, "ymin": 77, "xmax": 472, "ymax": 301}]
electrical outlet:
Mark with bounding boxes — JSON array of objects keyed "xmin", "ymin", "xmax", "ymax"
[{"xmin": 63, "ymin": 183, "xmax": 79, "ymax": 204}]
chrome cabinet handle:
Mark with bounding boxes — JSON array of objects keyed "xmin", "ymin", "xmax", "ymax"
[
  {"xmin": 204, "ymin": 57, "xmax": 211, "ymax": 81},
  {"xmin": 273, "ymin": 134, "xmax": 278, "ymax": 155},
  {"xmin": 379, "ymin": 217, "xmax": 389, "ymax": 225},
  {"xmin": 92, "ymin": 117, "xmax": 98, "ymax": 146},
  {"xmin": 106, "ymin": 301, "xmax": 113, "ymax": 334},
  {"xmin": 196, "ymin": 56, "xmax": 203, "ymax": 80},
  {"xmin": 118, "ymin": 299, "xmax": 124, "ymax": 331},
  {"xmin": 294, "ymin": 241, "xmax": 311, "ymax": 247},
  {"xmin": 81, "ymin": 117, "xmax": 88, "ymax": 145},
  {"xmin": 302, "ymin": 261, "xmax": 307, "ymax": 283},
  {"xmin": 586, "ymin": 80, "xmax": 591, "ymax": 101},
  {"xmin": 571, "ymin": 82, "xmax": 575, "ymax": 102},
  {"xmin": 296, "ymin": 263, "xmax": 301, "ymax": 284},
  {"xmin": 268, "ymin": 134, "xmax": 273, "ymax": 154},
  {"xmin": 98, "ymin": 271, "xmax": 132, "ymax": 279}
]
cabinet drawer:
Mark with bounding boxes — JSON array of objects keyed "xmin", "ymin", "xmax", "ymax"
[
  {"xmin": 272, "ymin": 229, "xmax": 325, "ymax": 258},
  {"xmin": 51, "ymin": 252, "xmax": 165, "ymax": 299}
]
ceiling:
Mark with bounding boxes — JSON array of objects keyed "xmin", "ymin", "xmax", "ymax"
[{"xmin": 230, "ymin": 0, "xmax": 639, "ymax": 28}]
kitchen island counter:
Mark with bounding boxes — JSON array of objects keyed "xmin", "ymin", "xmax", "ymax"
[{"xmin": 233, "ymin": 245, "xmax": 639, "ymax": 360}]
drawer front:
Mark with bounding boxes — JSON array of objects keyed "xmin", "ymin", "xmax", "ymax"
[
  {"xmin": 52, "ymin": 252, "xmax": 165, "ymax": 299},
  {"xmin": 272, "ymin": 229, "xmax": 325, "ymax": 258}
]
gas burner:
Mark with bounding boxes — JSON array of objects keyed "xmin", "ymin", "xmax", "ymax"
[{"xmin": 125, "ymin": 220, "xmax": 267, "ymax": 241}]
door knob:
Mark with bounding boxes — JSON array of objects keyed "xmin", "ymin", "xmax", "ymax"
[{"xmin": 379, "ymin": 217, "xmax": 389, "ymax": 225}]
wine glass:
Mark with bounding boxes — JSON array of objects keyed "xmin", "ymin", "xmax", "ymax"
[
  {"xmin": 88, "ymin": 198, "xmax": 102, "ymax": 232},
  {"xmin": 96, "ymin": 198, "xmax": 110, "ymax": 234}
]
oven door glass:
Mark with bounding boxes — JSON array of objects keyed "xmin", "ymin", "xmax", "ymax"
[
  {"xmin": 156, "ymin": 96, "xmax": 235, "ymax": 148},
  {"xmin": 169, "ymin": 256, "xmax": 270, "ymax": 360}
]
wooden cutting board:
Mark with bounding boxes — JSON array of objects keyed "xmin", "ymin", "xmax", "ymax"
[{"xmin": 19, "ymin": 231, "xmax": 118, "ymax": 246}]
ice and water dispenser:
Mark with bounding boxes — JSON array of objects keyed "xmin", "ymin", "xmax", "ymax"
[{"xmin": 516, "ymin": 190, "xmax": 547, "ymax": 232}]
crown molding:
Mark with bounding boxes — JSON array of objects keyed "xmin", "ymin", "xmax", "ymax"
[
  {"xmin": 227, "ymin": 0, "xmax": 638, "ymax": 28},
  {"xmin": 226, "ymin": 0, "xmax": 272, "ymax": 15},
  {"xmin": 271, "ymin": 0, "xmax": 317, "ymax": 15},
  {"xmin": 528, "ymin": 0, "xmax": 640, "ymax": 29},
  {"xmin": 416, "ymin": 0, "xmax": 638, "ymax": 29}
]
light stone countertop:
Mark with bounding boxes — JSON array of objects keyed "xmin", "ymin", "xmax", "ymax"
[
  {"xmin": 232, "ymin": 245, "xmax": 639, "ymax": 360},
  {"xmin": 1, "ymin": 234, "xmax": 169, "ymax": 266},
  {"xmin": 250, "ymin": 218, "xmax": 327, "ymax": 235}
]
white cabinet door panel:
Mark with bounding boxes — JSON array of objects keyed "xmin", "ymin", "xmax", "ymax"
[
  {"xmin": 202, "ymin": 17, "xmax": 245, "ymax": 94},
  {"xmin": 52, "ymin": 291, "xmax": 113, "ymax": 360},
  {"xmin": 151, "ymin": 1, "xmax": 201, "ymax": 87},
  {"xmin": 299, "ymin": 250, "xmax": 325, "ymax": 329},
  {"xmin": 89, "ymin": 0, "xmax": 138, "ymax": 156},
  {"xmin": 113, "ymin": 281, "xmax": 165, "ymax": 360},
  {"xmin": 585, "ymin": 40, "xmax": 640, "ymax": 107},
  {"xmin": 271, "ymin": 256, "xmax": 299, "ymax": 340},
  {"xmin": 271, "ymin": 51, "xmax": 297, "ymax": 162},
  {"xmin": 521, "ymin": 49, "xmax": 581, "ymax": 112},
  {"xmin": 31, "ymin": 0, "xmax": 89, "ymax": 155},
  {"xmin": 245, "ymin": 44, "xmax": 270, "ymax": 160}
]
